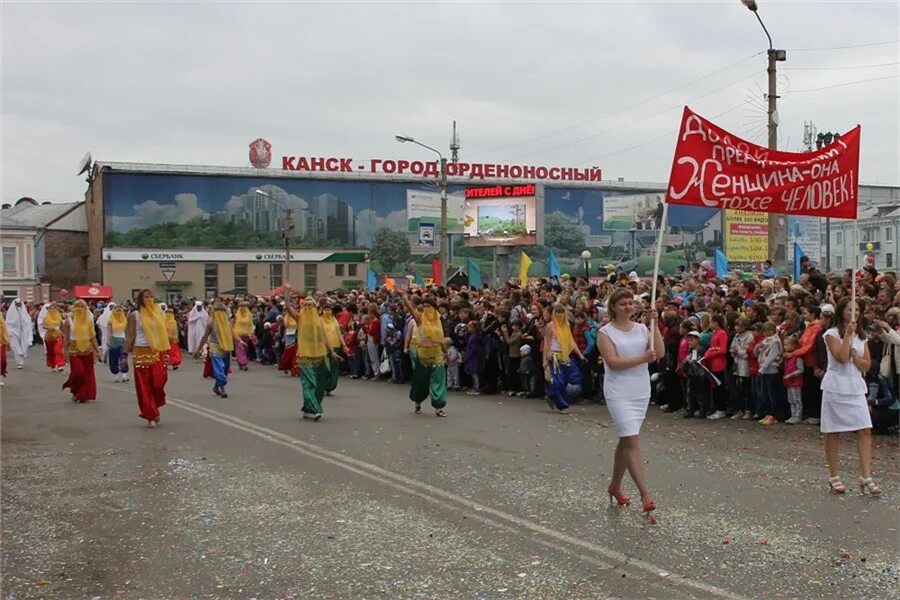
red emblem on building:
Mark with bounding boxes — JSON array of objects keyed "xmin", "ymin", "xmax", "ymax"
[{"xmin": 249, "ymin": 138, "xmax": 272, "ymax": 169}]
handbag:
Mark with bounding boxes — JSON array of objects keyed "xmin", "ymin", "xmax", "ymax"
[{"xmin": 379, "ymin": 350, "xmax": 392, "ymax": 375}]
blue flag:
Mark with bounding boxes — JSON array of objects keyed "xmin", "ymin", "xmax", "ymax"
[
  {"xmin": 366, "ymin": 267, "xmax": 377, "ymax": 291},
  {"xmin": 548, "ymin": 250, "xmax": 561, "ymax": 278},
  {"xmin": 467, "ymin": 257, "xmax": 482, "ymax": 288},
  {"xmin": 414, "ymin": 272, "xmax": 424, "ymax": 286},
  {"xmin": 793, "ymin": 242, "xmax": 805, "ymax": 282},
  {"xmin": 715, "ymin": 248, "xmax": 729, "ymax": 278}
]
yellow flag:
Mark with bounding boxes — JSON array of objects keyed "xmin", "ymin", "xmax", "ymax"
[{"xmin": 519, "ymin": 251, "xmax": 532, "ymax": 285}]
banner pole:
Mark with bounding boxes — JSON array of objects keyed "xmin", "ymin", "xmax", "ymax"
[
  {"xmin": 649, "ymin": 201, "xmax": 669, "ymax": 352},
  {"xmin": 852, "ymin": 218, "xmax": 858, "ymax": 322}
]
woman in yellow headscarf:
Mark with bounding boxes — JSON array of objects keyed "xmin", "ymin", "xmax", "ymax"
[
  {"xmin": 0, "ymin": 311, "xmax": 10, "ymax": 385},
  {"xmin": 319, "ymin": 301, "xmax": 346, "ymax": 396},
  {"xmin": 125, "ymin": 289, "xmax": 170, "ymax": 427},
  {"xmin": 61, "ymin": 300, "xmax": 100, "ymax": 403},
  {"xmin": 165, "ymin": 308, "xmax": 183, "ymax": 370},
  {"xmin": 232, "ymin": 302, "xmax": 255, "ymax": 371},
  {"xmin": 401, "ymin": 289, "xmax": 449, "ymax": 417},
  {"xmin": 106, "ymin": 306, "xmax": 129, "ymax": 383},
  {"xmin": 283, "ymin": 287, "xmax": 337, "ymax": 421},
  {"xmin": 41, "ymin": 304, "xmax": 66, "ymax": 372},
  {"xmin": 541, "ymin": 303, "xmax": 586, "ymax": 414},
  {"xmin": 278, "ymin": 305, "xmax": 300, "ymax": 376},
  {"xmin": 195, "ymin": 302, "xmax": 235, "ymax": 398}
]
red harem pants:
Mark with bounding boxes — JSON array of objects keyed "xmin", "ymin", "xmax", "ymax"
[
  {"xmin": 1, "ymin": 345, "xmax": 7, "ymax": 377},
  {"xmin": 168, "ymin": 343, "xmax": 182, "ymax": 368},
  {"xmin": 45, "ymin": 337, "xmax": 65, "ymax": 369},
  {"xmin": 278, "ymin": 343, "xmax": 299, "ymax": 376},
  {"xmin": 134, "ymin": 348, "xmax": 167, "ymax": 422},
  {"xmin": 62, "ymin": 353, "xmax": 97, "ymax": 402}
]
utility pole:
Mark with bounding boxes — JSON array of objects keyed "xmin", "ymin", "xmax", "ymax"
[
  {"xmin": 283, "ymin": 209, "xmax": 294, "ymax": 286},
  {"xmin": 439, "ymin": 157, "xmax": 449, "ymax": 283}
]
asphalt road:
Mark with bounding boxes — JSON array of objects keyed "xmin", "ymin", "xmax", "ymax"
[{"xmin": 2, "ymin": 355, "xmax": 898, "ymax": 600}]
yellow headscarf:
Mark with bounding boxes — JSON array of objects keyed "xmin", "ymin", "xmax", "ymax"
[
  {"xmin": 234, "ymin": 306, "xmax": 254, "ymax": 336},
  {"xmin": 417, "ymin": 305, "xmax": 445, "ymax": 363},
  {"xmin": 321, "ymin": 308, "xmax": 342, "ymax": 349},
  {"xmin": 71, "ymin": 302, "xmax": 93, "ymax": 352},
  {"xmin": 284, "ymin": 313, "xmax": 297, "ymax": 331},
  {"xmin": 109, "ymin": 308, "xmax": 127, "ymax": 332},
  {"xmin": 0, "ymin": 313, "xmax": 9, "ymax": 346},
  {"xmin": 297, "ymin": 305, "xmax": 327, "ymax": 360},
  {"xmin": 139, "ymin": 298, "xmax": 170, "ymax": 352},
  {"xmin": 44, "ymin": 307, "xmax": 62, "ymax": 330},
  {"xmin": 212, "ymin": 308, "xmax": 234, "ymax": 352},
  {"xmin": 165, "ymin": 311, "xmax": 178, "ymax": 340},
  {"xmin": 552, "ymin": 311, "xmax": 577, "ymax": 359}
]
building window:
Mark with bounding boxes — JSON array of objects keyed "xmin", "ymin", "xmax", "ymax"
[
  {"xmin": 836, "ymin": 256, "xmax": 843, "ymax": 269},
  {"xmin": 234, "ymin": 263, "xmax": 248, "ymax": 296},
  {"xmin": 348, "ymin": 264, "xmax": 358, "ymax": 277},
  {"xmin": 304, "ymin": 264, "xmax": 317, "ymax": 292},
  {"xmin": 2, "ymin": 247, "xmax": 16, "ymax": 273},
  {"xmin": 269, "ymin": 263, "xmax": 283, "ymax": 289},
  {"xmin": 887, "ymin": 227, "xmax": 893, "ymax": 242},
  {"xmin": 335, "ymin": 264, "xmax": 345, "ymax": 277},
  {"xmin": 204, "ymin": 263, "xmax": 218, "ymax": 298},
  {"xmin": 836, "ymin": 231, "xmax": 842, "ymax": 245},
  {"xmin": 887, "ymin": 253, "xmax": 894, "ymax": 268},
  {"xmin": 2, "ymin": 290, "xmax": 17, "ymax": 302}
]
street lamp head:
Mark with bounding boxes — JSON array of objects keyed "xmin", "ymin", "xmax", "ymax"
[
  {"xmin": 395, "ymin": 135, "xmax": 414, "ymax": 143},
  {"xmin": 254, "ymin": 188, "xmax": 271, "ymax": 197},
  {"xmin": 740, "ymin": 0, "xmax": 759, "ymax": 11},
  {"xmin": 581, "ymin": 250, "xmax": 592, "ymax": 261}
]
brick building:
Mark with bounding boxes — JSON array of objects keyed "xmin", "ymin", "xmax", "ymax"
[{"xmin": 0, "ymin": 198, "xmax": 88, "ymax": 303}]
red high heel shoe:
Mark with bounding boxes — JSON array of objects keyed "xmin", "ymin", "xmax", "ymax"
[
  {"xmin": 607, "ymin": 485, "xmax": 631, "ymax": 506},
  {"xmin": 642, "ymin": 497, "xmax": 657, "ymax": 513}
]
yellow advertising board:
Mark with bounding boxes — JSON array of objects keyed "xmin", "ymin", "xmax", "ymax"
[{"xmin": 724, "ymin": 210, "xmax": 769, "ymax": 263}]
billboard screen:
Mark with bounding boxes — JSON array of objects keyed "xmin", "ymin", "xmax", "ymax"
[
  {"xmin": 462, "ymin": 195, "xmax": 538, "ymax": 247},
  {"xmin": 602, "ymin": 192, "xmax": 667, "ymax": 231}
]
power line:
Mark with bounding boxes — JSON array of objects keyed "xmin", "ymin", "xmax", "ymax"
[
  {"xmin": 789, "ymin": 74, "xmax": 899, "ymax": 93},
  {"xmin": 464, "ymin": 52, "xmax": 763, "ymax": 159},
  {"xmin": 784, "ymin": 39, "xmax": 899, "ymax": 52},
  {"xmin": 783, "ymin": 61, "xmax": 900, "ymax": 71},
  {"xmin": 508, "ymin": 68, "xmax": 764, "ymax": 162}
]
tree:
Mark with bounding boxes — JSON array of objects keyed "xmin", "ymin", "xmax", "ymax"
[
  {"xmin": 544, "ymin": 211, "xmax": 586, "ymax": 256},
  {"xmin": 370, "ymin": 228, "xmax": 411, "ymax": 272}
]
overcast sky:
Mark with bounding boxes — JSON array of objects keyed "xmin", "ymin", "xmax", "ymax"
[{"xmin": 2, "ymin": 1, "xmax": 898, "ymax": 204}]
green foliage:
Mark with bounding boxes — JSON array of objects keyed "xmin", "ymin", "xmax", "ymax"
[
  {"xmin": 370, "ymin": 228, "xmax": 411, "ymax": 272},
  {"xmin": 544, "ymin": 211, "xmax": 586, "ymax": 255}
]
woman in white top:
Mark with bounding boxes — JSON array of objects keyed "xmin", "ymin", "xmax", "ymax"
[
  {"xmin": 821, "ymin": 297, "xmax": 880, "ymax": 496},
  {"xmin": 596, "ymin": 288, "xmax": 664, "ymax": 514}
]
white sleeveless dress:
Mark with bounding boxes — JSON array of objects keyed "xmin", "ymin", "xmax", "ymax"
[
  {"xmin": 599, "ymin": 322, "xmax": 651, "ymax": 437},
  {"xmin": 820, "ymin": 328, "xmax": 871, "ymax": 433}
]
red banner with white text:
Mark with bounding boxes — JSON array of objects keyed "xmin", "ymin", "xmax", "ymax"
[{"xmin": 666, "ymin": 107, "xmax": 860, "ymax": 219}]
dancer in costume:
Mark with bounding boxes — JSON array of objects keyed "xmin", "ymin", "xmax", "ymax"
[
  {"xmin": 62, "ymin": 300, "xmax": 100, "ymax": 403},
  {"xmin": 0, "ymin": 311, "xmax": 9, "ymax": 386},
  {"xmin": 125, "ymin": 289, "xmax": 170, "ymax": 428},
  {"xmin": 596, "ymin": 288, "xmax": 664, "ymax": 515},
  {"xmin": 278, "ymin": 303, "xmax": 300, "ymax": 376},
  {"xmin": 283, "ymin": 286, "xmax": 336, "ymax": 421},
  {"xmin": 320, "ymin": 300, "xmax": 346, "ymax": 396},
  {"xmin": 187, "ymin": 301, "xmax": 208, "ymax": 359},
  {"xmin": 195, "ymin": 302, "xmax": 235, "ymax": 398},
  {"xmin": 542, "ymin": 303, "xmax": 586, "ymax": 414},
  {"xmin": 233, "ymin": 302, "xmax": 254, "ymax": 371},
  {"xmin": 400, "ymin": 289, "xmax": 448, "ymax": 417},
  {"xmin": 41, "ymin": 304, "xmax": 66, "ymax": 372},
  {"xmin": 165, "ymin": 308, "xmax": 182, "ymax": 370},
  {"xmin": 96, "ymin": 302, "xmax": 115, "ymax": 362},
  {"xmin": 106, "ymin": 305, "xmax": 129, "ymax": 382},
  {"xmin": 6, "ymin": 298, "xmax": 33, "ymax": 369}
]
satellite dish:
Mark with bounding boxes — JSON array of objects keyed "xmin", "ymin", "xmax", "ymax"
[{"xmin": 76, "ymin": 152, "xmax": 92, "ymax": 176}]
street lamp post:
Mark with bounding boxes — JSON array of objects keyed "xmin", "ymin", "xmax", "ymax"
[
  {"xmin": 741, "ymin": 0, "xmax": 787, "ymax": 271},
  {"xmin": 581, "ymin": 249, "xmax": 592, "ymax": 283},
  {"xmin": 256, "ymin": 189, "xmax": 294, "ymax": 286},
  {"xmin": 396, "ymin": 135, "xmax": 448, "ymax": 284}
]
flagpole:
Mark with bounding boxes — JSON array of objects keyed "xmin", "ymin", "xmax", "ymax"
[
  {"xmin": 649, "ymin": 201, "xmax": 669, "ymax": 352},
  {"xmin": 852, "ymin": 218, "xmax": 858, "ymax": 322}
]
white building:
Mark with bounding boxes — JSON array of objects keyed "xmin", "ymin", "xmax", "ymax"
[{"xmin": 824, "ymin": 184, "xmax": 900, "ymax": 272}]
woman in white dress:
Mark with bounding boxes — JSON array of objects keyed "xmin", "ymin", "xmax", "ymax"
[
  {"xmin": 597, "ymin": 288, "xmax": 664, "ymax": 514},
  {"xmin": 821, "ymin": 297, "xmax": 880, "ymax": 496}
]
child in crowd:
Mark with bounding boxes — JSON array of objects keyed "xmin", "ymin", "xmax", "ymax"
[
  {"xmin": 464, "ymin": 320, "xmax": 484, "ymax": 396},
  {"xmin": 501, "ymin": 322, "xmax": 523, "ymax": 396},
  {"xmin": 682, "ymin": 330, "xmax": 710, "ymax": 419},
  {"xmin": 756, "ymin": 322, "xmax": 783, "ymax": 425},
  {"xmin": 782, "ymin": 334, "xmax": 804, "ymax": 424},
  {"xmin": 518, "ymin": 344, "xmax": 537, "ymax": 398},
  {"xmin": 446, "ymin": 338, "xmax": 461, "ymax": 391},
  {"xmin": 345, "ymin": 321, "xmax": 360, "ymax": 379},
  {"xmin": 730, "ymin": 317, "xmax": 754, "ymax": 419}
]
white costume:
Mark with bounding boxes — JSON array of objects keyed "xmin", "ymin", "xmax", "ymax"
[
  {"xmin": 96, "ymin": 303, "xmax": 115, "ymax": 361},
  {"xmin": 6, "ymin": 299, "xmax": 34, "ymax": 367},
  {"xmin": 36, "ymin": 303, "xmax": 50, "ymax": 343},
  {"xmin": 187, "ymin": 302, "xmax": 208, "ymax": 354},
  {"xmin": 599, "ymin": 322, "xmax": 652, "ymax": 437}
]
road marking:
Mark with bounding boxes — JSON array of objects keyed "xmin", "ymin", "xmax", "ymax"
[{"xmin": 102, "ymin": 385, "xmax": 745, "ymax": 599}]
